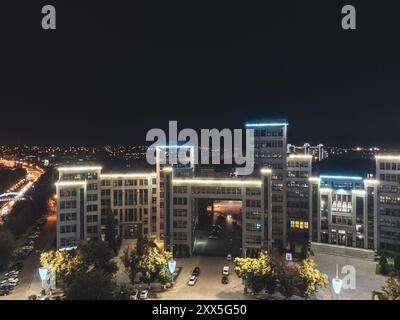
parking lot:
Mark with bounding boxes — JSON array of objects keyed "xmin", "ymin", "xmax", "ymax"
[
  {"xmin": 157, "ymin": 255, "xmax": 253, "ymax": 300},
  {"xmin": 0, "ymin": 214, "xmax": 56, "ymax": 300}
]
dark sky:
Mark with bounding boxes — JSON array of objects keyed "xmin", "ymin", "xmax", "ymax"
[{"xmin": 1, "ymin": 1, "xmax": 400, "ymax": 147}]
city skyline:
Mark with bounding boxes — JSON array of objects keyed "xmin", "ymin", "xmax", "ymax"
[{"xmin": 1, "ymin": 1, "xmax": 400, "ymax": 303}]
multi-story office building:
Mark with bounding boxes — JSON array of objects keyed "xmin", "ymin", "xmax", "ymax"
[
  {"xmin": 286, "ymin": 155, "xmax": 312, "ymax": 250},
  {"xmin": 55, "ymin": 166, "xmax": 102, "ymax": 248},
  {"xmin": 56, "ymin": 166, "xmax": 158, "ymax": 248},
  {"xmin": 162, "ymin": 167, "xmax": 272, "ymax": 256},
  {"xmin": 376, "ymin": 155, "xmax": 400, "ymax": 253},
  {"xmin": 246, "ymin": 120, "xmax": 288, "ymax": 249},
  {"xmin": 308, "ymin": 175, "xmax": 378, "ymax": 250},
  {"xmin": 54, "ymin": 121, "xmax": 400, "ymax": 256},
  {"xmin": 99, "ymin": 172, "xmax": 158, "ymax": 239}
]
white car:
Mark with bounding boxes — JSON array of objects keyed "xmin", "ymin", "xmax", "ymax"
[
  {"xmin": 188, "ymin": 275, "xmax": 197, "ymax": 286},
  {"xmin": 139, "ymin": 290, "xmax": 148, "ymax": 299},
  {"xmin": 227, "ymin": 254, "xmax": 232, "ymax": 261},
  {"xmin": 223, "ymin": 266, "xmax": 229, "ymax": 275}
]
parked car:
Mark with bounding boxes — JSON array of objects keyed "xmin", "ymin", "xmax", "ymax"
[
  {"xmin": 222, "ymin": 266, "xmax": 229, "ymax": 275},
  {"xmin": 139, "ymin": 290, "xmax": 148, "ymax": 299},
  {"xmin": 36, "ymin": 217, "xmax": 47, "ymax": 225},
  {"xmin": 188, "ymin": 275, "xmax": 197, "ymax": 286},
  {"xmin": 130, "ymin": 290, "xmax": 139, "ymax": 300},
  {"xmin": 0, "ymin": 288, "xmax": 10, "ymax": 296},
  {"xmin": 221, "ymin": 276, "xmax": 229, "ymax": 284},
  {"xmin": 212, "ymin": 224, "xmax": 223, "ymax": 232},
  {"xmin": 11, "ymin": 262, "xmax": 23, "ymax": 271},
  {"xmin": 192, "ymin": 266, "xmax": 201, "ymax": 276},
  {"xmin": 208, "ymin": 235, "xmax": 219, "ymax": 240},
  {"xmin": 227, "ymin": 254, "xmax": 232, "ymax": 261}
]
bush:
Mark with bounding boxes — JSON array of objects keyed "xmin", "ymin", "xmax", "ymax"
[{"xmin": 0, "ymin": 228, "xmax": 15, "ymax": 270}]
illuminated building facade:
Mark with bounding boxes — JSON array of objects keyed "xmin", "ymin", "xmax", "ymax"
[
  {"xmin": 376, "ymin": 156, "xmax": 400, "ymax": 254},
  {"xmin": 246, "ymin": 120, "xmax": 288, "ymax": 249},
  {"xmin": 55, "ymin": 166, "xmax": 102, "ymax": 248},
  {"xmin": 56, "ymin": 167, "xmax": 158, "ymax": 249},
  {"xmin": 99, "ymin": 172, "xmax": 158, "ymax": 240},
  {"xmin": 286, "ymin": 155, "xmax": 313, "ymax": 249},
  {"xmin": 162, "ymin": 168, "xmax": 272, "ymax": 256},
  {"xmin": 308, "ymin": 175, "xmax": 378, "ymax": 250}
]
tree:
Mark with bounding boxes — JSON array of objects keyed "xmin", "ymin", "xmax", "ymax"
[
  {"xmin": 299, "ymin": 240, "xmax": 312, "ymax": 260},
  {"xmin": 275, "ymin": 261, "xmax": 298, "ymax": 299},
  {"xmin": 40, "ymin": 249, "xmax": 83, "ymax": 287},
  {"xmin": 104, "ymin": 210, "xmax": 117, "ymax": 251},
  {"xmin": 294, "ymin": 258, "xmax": 328, "ymax": 299},
  {"xmin": 123, "ymin": 236, "xmax": 172, "ymax": 286},
  {"xmin": 76, "ymin": 240, "xmax": 117, "ymax": 274},
  {"xmin": 40, "ymin": 240, "xmax": 117, "ymax": 289},
  {"xmin": 380, "ymin": 277, "xmax": 400, "ymax": 300},
  {"xmin": 0, "ymin": 228, "xmax": 15, "ymax": 270},
  {"xmin": 234, "ymin": 251, "xmax": 275, "ymax": 294},
  {"xmin": 65, "ymin": 269, "xmax": 115, "ymax": 300}
]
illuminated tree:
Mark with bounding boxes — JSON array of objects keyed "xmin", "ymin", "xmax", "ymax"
[
  {"xmin": 40, "ymin": 249, "xmax": 83, "ymax": 286},
  {"xmin": 380, "ymin": 277, "xmax": 400, "ymax": 300},
  {"xmin": 123, "ymin": 236, "xmax": 172, "ymax": 286},
  {"xmin": 294, "ymin": 258, "xmax": 329, "ymax": 299},
  {"xmin": 40, "ymin": 240, "xmax": 117, "ymax": 289},
  {"xmin": 234, "ymin": 251, "xmax": 275, "ymax": 294}
]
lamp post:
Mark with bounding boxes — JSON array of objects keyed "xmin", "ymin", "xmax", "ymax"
[
  {"xmin": 38, "ymin": 267, "xmax": 48, "ymax": 293},
  {"xmin": 332, "ymin": 264, "xmax": 343, "ymax": 300}
]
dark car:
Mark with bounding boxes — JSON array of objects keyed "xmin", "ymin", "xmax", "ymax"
[
  {"xmin": 221, "ymin": 276, "xmax": 229, "ymax": 284},
  {"xmin": 192, "ymin": 267, "xmax": 201, "ymax": 276},
  {"xmin": 212, "ymin": 224, "xmax": 223, "ymax": 232},
  {"xmin": 0, "ymin": 288, "xmax": 10, "ymax": 296},
  {"xmin": 11, "ymin": 262, "xmax": 23, "ymax": 271}
]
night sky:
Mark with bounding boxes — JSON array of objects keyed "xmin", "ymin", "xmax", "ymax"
[{"xmin": 1, "ymin": 1, "xmax": 400, "ymax": 147}]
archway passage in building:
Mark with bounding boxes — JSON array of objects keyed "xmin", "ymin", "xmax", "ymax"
[{"xmin": 193, "ymin": 199, "xmax": 242, "ymax": 257}]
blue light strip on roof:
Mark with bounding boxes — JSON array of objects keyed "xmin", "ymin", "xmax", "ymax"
[
  {"xmin": 245, "ymin": 123, "xmax": 288, "ymax": 127},
  {"xmin": 320, "ymin": 175, "xmax": 363, "ymax": 181}
]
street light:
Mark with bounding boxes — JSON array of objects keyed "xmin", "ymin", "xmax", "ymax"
[
  {"xmin": 332, "ymin": 264, "xmax": 343, "ymax": 299},
  {"xmin": 38, "ymin": 267, "xmax": 48, "ymax": 291}
]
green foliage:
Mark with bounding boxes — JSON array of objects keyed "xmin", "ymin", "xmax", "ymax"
[
  {"xmin": 380, "ymin": 277, "xmax": 400, "ymax": 300},
  {"xmin": 234, "ymin": 251, "xmax": 329, "ymax": 299},
  {"xmin": 40, "ymin": 240, "xmax": 117, "ymax": 297},
  {"xmin": 124, "ymin": 236, "xmax": 172, "ymax": 285},
  {"xmin": 65, "ymin": 269, "xmax": 115, "ymax": 300},
  {"xmin": 273, "ymin": 257, "xmax": 298, "ymax": 299},
  {"xmin": 40, "ymin": 249, "xmax": 83, "ymax": 286},
  {"xmin": 0, "ymin": 227, "xmax": 15, "ymax": 270},
  {"xmin": 104, "ymin": 210, "xmax": 117, "ymax": 252},
  {"xmin": 234, "ymin": 251, "xmax": 274, "ymax": 294},
  {"xmin": 4, "ymin": 200, "xmax": 38, "ymax": 236},
  {"xmin": 294, "ymin": 258, "xmax": 329, "ymax": 299},
  {"xmin": 76, "ymin": 240, "xmax": 117, "ymax": 274}
]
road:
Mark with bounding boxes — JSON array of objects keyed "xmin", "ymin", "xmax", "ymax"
[
  {"xmin": 193, "ymin": 211, "xmax": 242, "ymax": 257},
  {"xmin": 0, "ymin": 212, "xmax": 56, "ymax": 300},
  {"xmin": 0, "ymin": 159, "xmax": 44, "ymax": 217}
]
